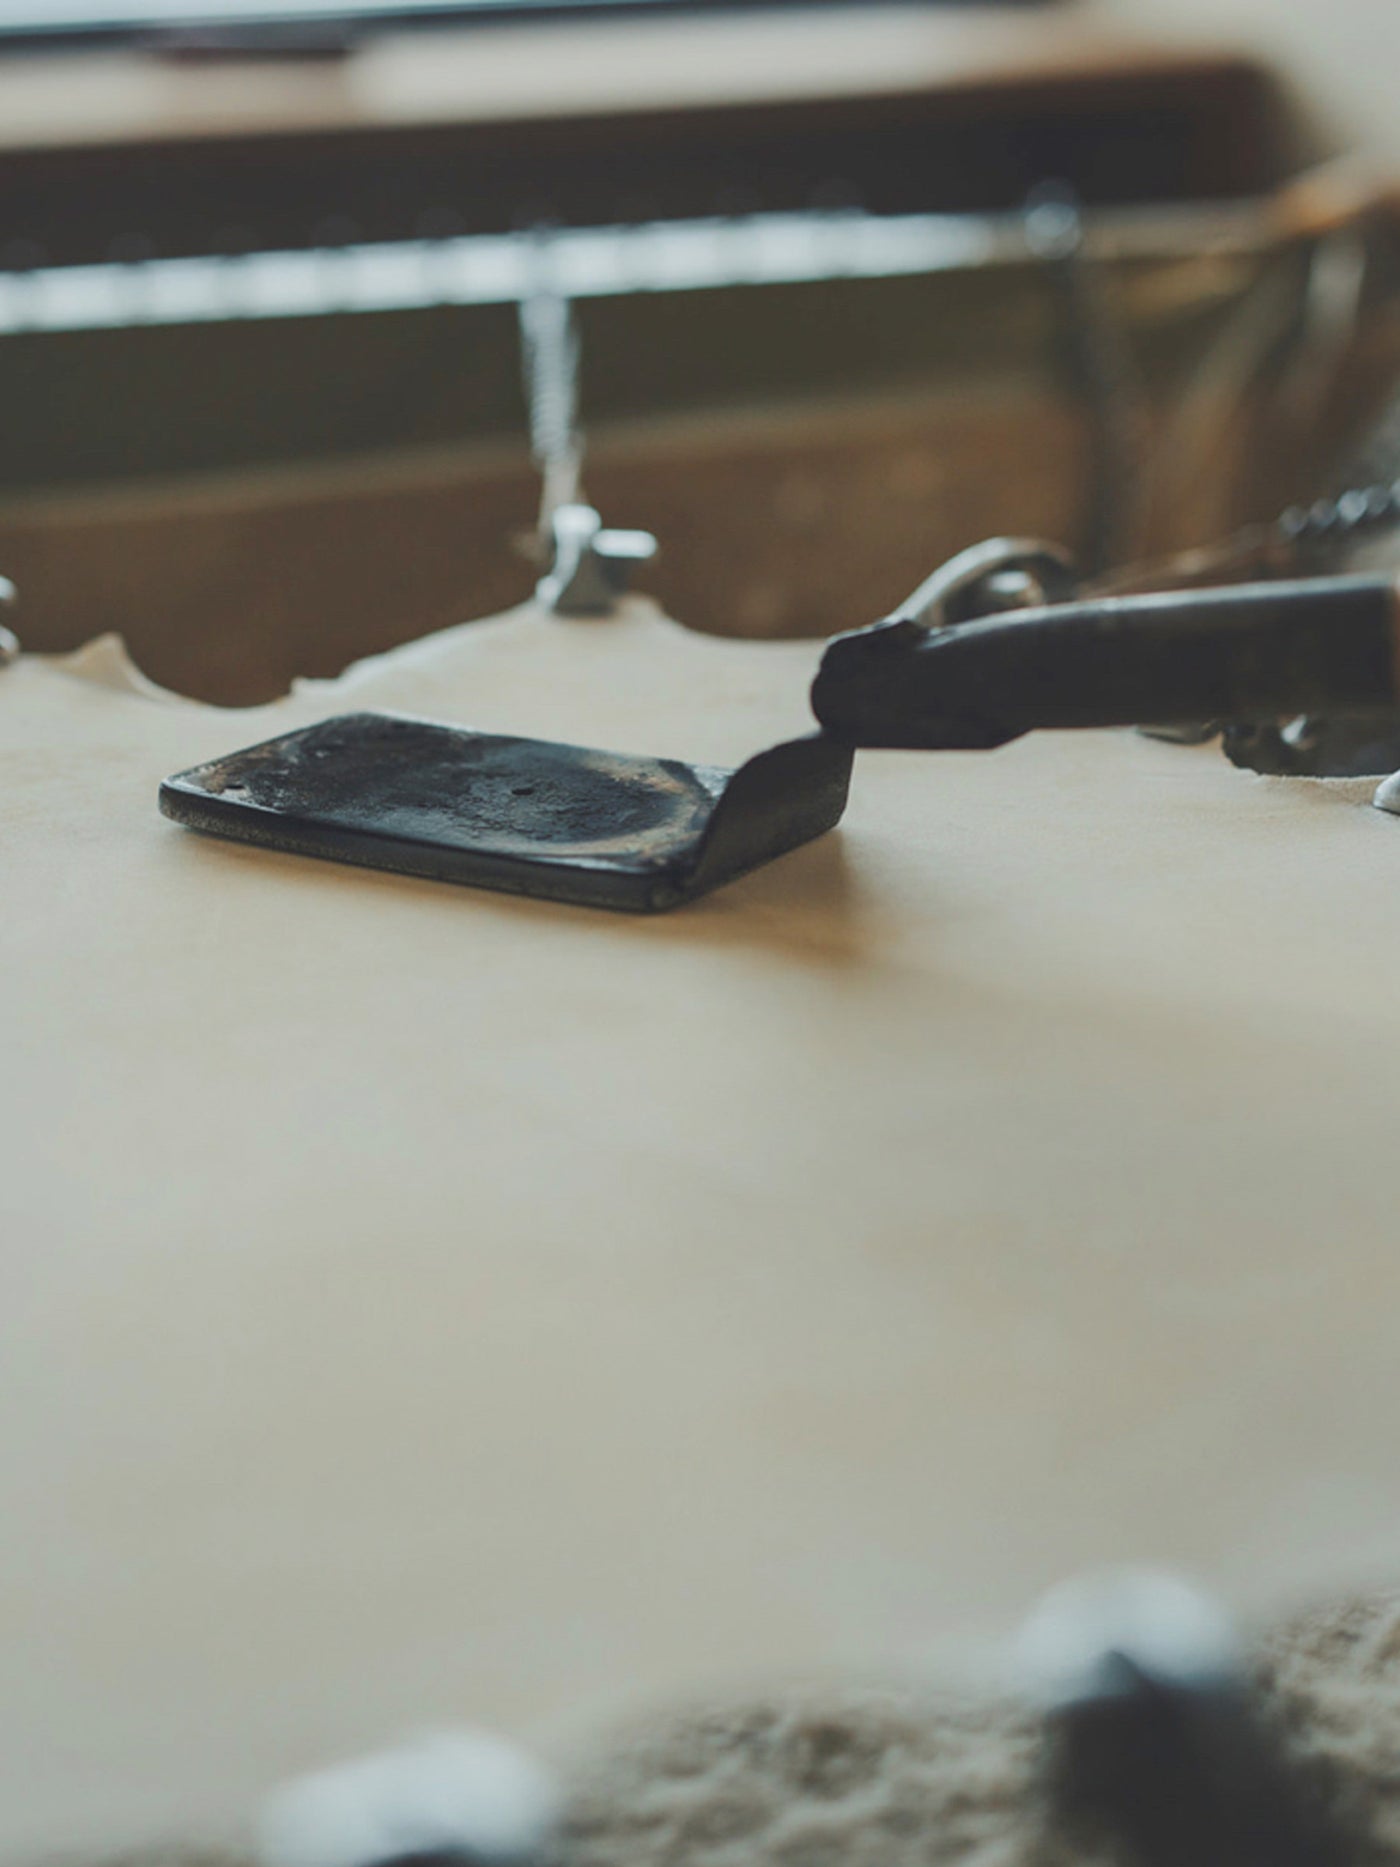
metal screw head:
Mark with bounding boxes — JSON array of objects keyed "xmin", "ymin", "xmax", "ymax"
[
  {"xmin": 1020, "ymin": 1570, "xmax": 1241, "ymax": 1707},
  {"xmin": 536, "ymin": 502, "xmax": 657, "ymax": 616}
]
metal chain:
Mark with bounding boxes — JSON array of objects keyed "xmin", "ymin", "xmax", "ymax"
[
  {"xmin": 1272, "ymin": 362, "xmax": 1400, "ymax": 562},
  {"xmin": 1278, "ymin": 478, "xmax": 1400, "ymax": 556}
]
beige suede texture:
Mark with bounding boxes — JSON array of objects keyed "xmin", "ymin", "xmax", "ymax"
[
  {"xmin": 8, "ymin": 605, "xmax": 1400, "ymax": 1861},
  {"xmin": 81, "ymin": 1590, "xmax": 1400, "ymax": 1867}
]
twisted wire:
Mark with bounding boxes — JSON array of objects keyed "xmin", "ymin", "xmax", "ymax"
[{"xmin": 518, "ymin": 287, "xmax": 583, "ymax": 527}]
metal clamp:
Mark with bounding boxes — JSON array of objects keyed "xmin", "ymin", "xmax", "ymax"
[{"xmin": 535, "ymin": 503, "xmax": 658, "ymax": 617}]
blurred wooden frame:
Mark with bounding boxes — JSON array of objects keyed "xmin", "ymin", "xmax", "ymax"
[
  {"xmin": 10, "ymin": 201, "xmax": 1400, "ymax": 706},
  {"xmin": 4, "ymin": 8, "xmax": 1393, "ymax": 703}
]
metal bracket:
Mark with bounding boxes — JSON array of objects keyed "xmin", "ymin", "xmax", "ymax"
[
  {"xmin": 518, "ymin": 287, "xmax": 657, "ymax": 617},
  {"xmin": 535, "ymin": 503, "xmax": 658, "ymax": 617}
]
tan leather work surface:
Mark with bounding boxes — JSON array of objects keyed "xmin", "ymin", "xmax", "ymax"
[{"xmin": 4, "ymin": 600, "xmax": 1400, "ymax": 1861}]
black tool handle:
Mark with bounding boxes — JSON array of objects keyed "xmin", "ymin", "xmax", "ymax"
[{"xmin": 810, "ymin": 575, "xmax": 1400, "ymax": 750}]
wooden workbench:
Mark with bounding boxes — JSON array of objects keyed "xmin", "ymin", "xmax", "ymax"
[{"xmin": 6, "ymin": 601, "xmax": 1400, "ymax": 1859}]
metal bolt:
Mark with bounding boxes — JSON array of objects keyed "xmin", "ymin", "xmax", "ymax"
[{"xmin": 0, "ymin": 574, "xmax": 18, "ymax": 665}]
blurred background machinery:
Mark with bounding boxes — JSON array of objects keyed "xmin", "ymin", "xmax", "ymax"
[{"xmin": 1, "ymin": 1, "xmax": 1398, "ymax": 700}]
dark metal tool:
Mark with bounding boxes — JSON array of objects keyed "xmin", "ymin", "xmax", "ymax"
[
  {"xmin": 811, "ymin": 570, "xmax": 1400, "ymax": 751},
  {"xmin": 159, "ymin": 714, "xmax": 851, "ymax": 913},
  {"xmin": 160, "ymin": 544, "xmax": 1400, "ymax": 912}
]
